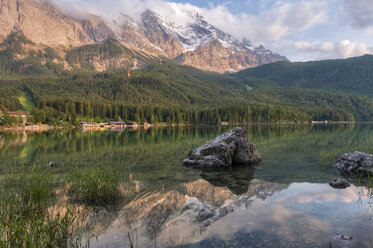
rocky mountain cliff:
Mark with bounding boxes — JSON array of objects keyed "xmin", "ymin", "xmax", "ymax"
[{"xmin": 0, "ymin": 0, "xmax": 287, "ymax": 73}]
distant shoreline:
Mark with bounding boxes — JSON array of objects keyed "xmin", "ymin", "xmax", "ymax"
[
  {"xmin": 0, "ymin": 121, "xmax": 365, "ymax": 133},
  {"xmin": 0, "ymin": 124, "xmax": 55, "ymax": 132}
]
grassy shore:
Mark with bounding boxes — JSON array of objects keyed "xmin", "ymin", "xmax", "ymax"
[{"xmin": 0, "ymin": 165, "xmax": 122, "ymax": 247}]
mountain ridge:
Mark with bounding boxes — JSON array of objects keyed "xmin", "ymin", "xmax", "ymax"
[
  {"xmin": 234, "ymin": 54, "xmax": 373, "ymax": 94},
  {"xmin": 0, "ymin": 0, "xmax": 287, "ymax": 73}
]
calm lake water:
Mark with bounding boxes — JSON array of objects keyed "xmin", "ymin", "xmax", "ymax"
[{"xmin": 1, "ymin": 124, "xmax": 373, "ymax": 247}]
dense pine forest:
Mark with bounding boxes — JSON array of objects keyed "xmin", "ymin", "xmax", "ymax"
[{"xmin": 1, "ymin": 32, "xmax": 372, "ymax": 126}]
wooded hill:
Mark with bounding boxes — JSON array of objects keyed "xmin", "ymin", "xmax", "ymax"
[{"xmin": 1, "ymin": 32, "xmax": 372, "ymax": 124}]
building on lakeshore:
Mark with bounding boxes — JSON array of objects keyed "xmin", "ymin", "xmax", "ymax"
[
  {"xmin": 128, "ymin": 121, "xmax": 138, "ymax": 127},
  {"xmin": 9, "ymin": 111, "xmax": 28, "ymax": 124},
  {"xmin": 311, "ymin": 120, "xmax": 328, "ymax": 124},
  {"xmin": 109, "ymin": 122, "xmax": 127, "ymax": 129}
]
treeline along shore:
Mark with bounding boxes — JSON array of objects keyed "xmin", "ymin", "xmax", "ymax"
[{"xmin": 0, "ymin": 103, "xmax": 354, "ymax": 130}]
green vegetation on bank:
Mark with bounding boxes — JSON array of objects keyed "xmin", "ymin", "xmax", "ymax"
[
  {"xmin": 67, "ymin": 166, "xmax": 121, "ymax": 206},
  {"xmin": 0, "ymin": 166, "xmax": 91, "ymax": 248}
]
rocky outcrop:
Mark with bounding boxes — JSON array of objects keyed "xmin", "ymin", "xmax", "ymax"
[
  {"xmin": 0, "ymin": 0, "xmax": 91, "ymax": 47},
  {"xmin": 140, "ymin": 10, "xmax": 287, "ymax": 73},
  {"xmin": 140, "ymin": 10, "xmax": 184, "ymax": 59},
  {"xmin": 329, "ymin": 178, "xmax": 350, "ymax": 189},
  {"xmin": 183, "ymin": 127, "xmax": 261, "ymax": 169},
  {"xmin": 176, "ymin": 41, "xmax": 286, "ymax": 73},
  {"xmin": 334, "ymin": 151, "xmax": 373, "ymax": 177}
]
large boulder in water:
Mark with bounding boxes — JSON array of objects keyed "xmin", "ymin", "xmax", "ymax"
[
  {"xmin": 334, "ymin": 151, "xmax": 373, "ymax": 177},
  {"xmin": 183, "ymin": 127, "xmax": 261, "ymax": 169}
]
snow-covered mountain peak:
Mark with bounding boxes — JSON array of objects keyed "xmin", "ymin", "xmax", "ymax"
[
  {"xmin": 106, "ymin": 8, "xmax": 287, "ymax": 71},
  {"xmin": 137, "ymin": 9, "xmax": 263, "ymax": 54}
]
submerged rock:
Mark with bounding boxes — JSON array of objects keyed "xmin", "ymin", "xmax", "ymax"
[
  {"xmin": 46, "ymin": 162, "xmax": 56, "ymax": 168},
  {"xmin": 330, "ymin": 235, "xmax": 368, "ymax": 248},
  {"xmin": 183, "ymin": 127, "xmax": 261, "ymax": 169},
  {"xmin": 334, "ymin": 151, "xmax": 373, "ymax": 177},
  {"xmin": 329, "ymin": 178, "xmax": 350, "ymax": 189}
]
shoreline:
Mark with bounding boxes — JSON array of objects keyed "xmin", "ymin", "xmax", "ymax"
[
  {"xmin": 0, "ymin": 121, "xmax": 362, "ymax": 133},
  {"xmin": 0, "ymin": 124, "xmax": 56, "ymax": 132}
]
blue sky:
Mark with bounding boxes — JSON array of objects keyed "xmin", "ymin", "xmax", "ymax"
[{"xmin": 53, "ymin": 0, "xmax": 373, "ymax": 61}]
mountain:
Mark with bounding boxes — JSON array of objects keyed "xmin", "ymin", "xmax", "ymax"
[
  {"xmin": 0, "ymin": 0, "xmax": 287, "ymax": 73},
  {"xmin": 134, "ymin": 10, "xmax": 287, "ymax": 72},
  {"xmin": 234, "ymin": 54, "xmax": 373, "ymax": 95},
  {"xmin": 230, "ymin": 54, "xmax": 373, "ymax": 120},
  {"xmin": 2, "ymin": 0, "xmax": 373, "ymax": 123},
  {"xmin": 0, "ymin": 0, "xmax": 90, "ymax": 47}
]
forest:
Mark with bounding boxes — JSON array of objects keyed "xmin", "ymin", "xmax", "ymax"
[{"xmin": 0, "ymin": 32, "xmax": 370, "ymax": 125}]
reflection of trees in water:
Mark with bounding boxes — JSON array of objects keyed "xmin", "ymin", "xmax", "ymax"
[
  {"xmin": 0, "ymin": 134, "xmax": 4, "ymax": 149},
  {"xmin": 3, "ymin": 124, "xmax": 373, "ymax": 188},
  {"xmin": 246, "ymin": 123, "xmax": 355, "ymax": 143}
]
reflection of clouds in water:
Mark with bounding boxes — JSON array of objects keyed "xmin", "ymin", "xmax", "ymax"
[
  {"xmin": 271, "ymin": 183, "xmax": 370, "ymax": 204},
  {"xmin": 206, "ymin": 201, "xmax": 331, "ymax": 244},
  {"xmin": 91, "ymin": 180, "xmax": 373, "ymax": 247}
]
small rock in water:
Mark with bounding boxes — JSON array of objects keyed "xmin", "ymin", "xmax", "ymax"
[
  {"xmin": 329, "ymin": 178, "xmax": 350, "ymax": 189},
  {"xmin": 183, "ymin": 127, "xmax": 261, "ymax": 170},
  {"xmin": 330, "ymin": 235, "xmax": 368, "ymax": 248},
  {"xmin": 339, "ymin": 235, "xmax": 352, "ymax": 240}
]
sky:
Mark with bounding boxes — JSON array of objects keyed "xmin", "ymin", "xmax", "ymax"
[{"xmin": 51, "ymin": 0, "xmax": 373, "ymax": 61}]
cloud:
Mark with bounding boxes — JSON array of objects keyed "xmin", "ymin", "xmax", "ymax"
[
  {"xmin": 342, "ymin": 0, "xmax": 373, "ymax": 29},
  {"xmin": 294, "ymin": 41, "xmax": 335, "ymax": 52},
  {"xmin": 293, "ymin": 40, "xmax": 373, "ymax": 59},
  {"xmin": 201, "ymin": 1, "xmax": 327, "ymax": 43},
  {"xmin": 47, "ymin": 0, "xmax": 327, "ymax": 44}
]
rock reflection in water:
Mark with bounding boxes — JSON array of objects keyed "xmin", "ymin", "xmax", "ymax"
[{"xmin": 200, "ymin": 165, "xmax": 257, "ymax": 195}]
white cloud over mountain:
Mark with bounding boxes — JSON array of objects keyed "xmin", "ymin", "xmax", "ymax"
[
  {"xmin": 48, "ymin": 0, "xmax": 327, "ymax": 44},
  {"xmin": 47, "ymin": 0, "xmax": 373, "ymax": 61},
  {"xmin": 282, "ymin": 40, "xmax": 373, "ymax": 60}
]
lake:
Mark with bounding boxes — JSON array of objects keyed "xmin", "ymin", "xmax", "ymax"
[{"xmin": 1, "ymin": 124, "xmax": 372, "ymax": 247}]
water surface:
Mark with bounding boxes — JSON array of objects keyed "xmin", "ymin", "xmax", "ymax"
[{"xmin": 1, "ymin": 124, "xmax": 372, "ymax": 247}]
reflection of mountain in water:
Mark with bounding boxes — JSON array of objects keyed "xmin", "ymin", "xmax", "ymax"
[
  {"xmin": 90, "ymin": 178, "xmax": 288, "ymax": 248},
  {"xmin": 90, "ymin": 179, "xmax": 373, "ymax": 248}
]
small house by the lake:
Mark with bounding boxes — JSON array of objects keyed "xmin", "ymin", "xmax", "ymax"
[
  {"xmin": 9, "ymin": 111, "xmax": 28, "ymax": 124},
  {"xmin": 141, "ymin": 122, "xmax": 151, "ymax": 127},
  {"xmin": 128, "ymin": 121, "xmax": 138, "ymax": 127},
  {"xmin": 109, "ymin": 122, "xmax": 127, "ymax": 129}
]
